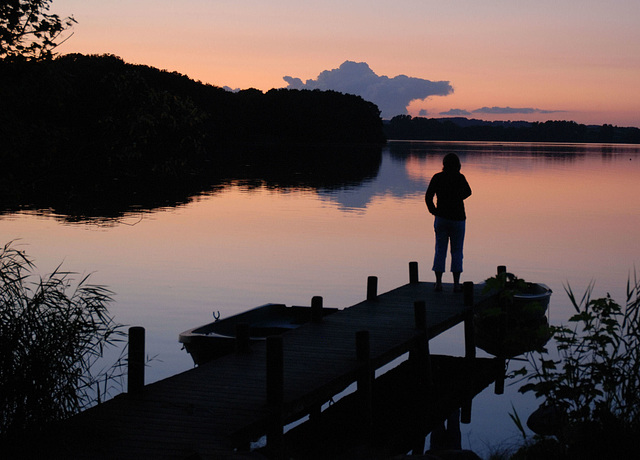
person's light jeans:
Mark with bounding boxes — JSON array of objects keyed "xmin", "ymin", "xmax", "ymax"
[{"xmin": 432, "ymin": 216, "xmax": 466, "ymax": 273}]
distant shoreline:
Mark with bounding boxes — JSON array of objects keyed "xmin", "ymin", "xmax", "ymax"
[{"xmin": 383, "ymin": 115, "xmax": 640, "ymax": 144}]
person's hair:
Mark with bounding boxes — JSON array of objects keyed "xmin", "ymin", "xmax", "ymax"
[{"xmin": 442, "ymin": 153, "xmax": 461, "ymax": 172}]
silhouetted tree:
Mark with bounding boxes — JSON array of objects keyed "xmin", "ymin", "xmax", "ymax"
[{"xmin": 0, "ymin": 0, "xmax": 76, "ymax": 61}]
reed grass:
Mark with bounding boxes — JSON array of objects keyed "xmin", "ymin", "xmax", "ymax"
[{"xmin": 0, "ymin": 241, "xmax": 125, "ymax": 436}]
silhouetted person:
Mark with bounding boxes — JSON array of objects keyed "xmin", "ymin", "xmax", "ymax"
[{"xmin": 425, "ymin": 153, "xmax": 472, "ymax": 292}]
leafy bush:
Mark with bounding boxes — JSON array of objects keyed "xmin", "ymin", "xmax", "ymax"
[
  {"xmin": 483, "ymin": 271, "xmax": 531, "ymax": 299},
  {"xmin": 511, "ymin": 274, "xmax": 640, "ymax": 457},
  {"xmin": 0, "ymin": 242, "xmax": 124, "ymax": 436}
]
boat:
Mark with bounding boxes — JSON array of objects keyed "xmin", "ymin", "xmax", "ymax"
[
  {"xmin": 474, "ymin": 282, "xmax": 553, "ymax": 358},
  {"xmin": 179, "ymin": 303, "xmax": 339, "ymax": 365}
]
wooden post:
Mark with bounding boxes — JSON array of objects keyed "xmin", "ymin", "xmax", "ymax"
[
  {"xmin": 409, "ymin": 261, "xmax": 419, "ymax": 284},
  {"xmin": 462, "ymin": 282, "xmax": 476, "ymax": 422},
  {"xmin": 311, "ymin": 296, "xmax": 323, "ymax": 323},
  {"xmin": 495, "ymin": 266, "xmax": 507, "ymax": 394},
  {"xmin": 463, "ymin": 282, "xmax": 476, "ymax": 359},
  {"xmin": 356, "ymin": 330, "xmax": 372, "ymax": 425},
  {"xmin": 128, "ymin": 326, "xmax": 145, "ymax": 395},
  {"xmin": 495, "ymin": 358, "xmax": 506, "ymax": 395},
  {"xmin": 236, "ymin": 322, "xmax": 250, "ymax": 353},
  {"xmin": 309, "ymin": 403, "xmax": 321, "ymax": 421},
  {"xmin": 266, "ymin": 336, "xmax": 284, "ymax": 456},
  {"xmin": 461, "ymin": 398, "xmax": 472, "ymax": 424},
  {"xmin": 463, "ymin": 281, "xmax": 474, "ymax": 307},
  {"xmin": 356, "ymin": 330, "xmax": 370, "ymax": 361},
  {"xmin": 414, "ymin": 300, "xmax": 427, "ymax": 332},
  {"xmin": 367, "ymin": 276, "xmax": 378, "ymax": 301},
  {"xmin": 412, "ymin": 301, "xmax": 433, "ymax": 387},
  {"xmin": 464, "ymin": 312, "xmax": 476, "ymax": 360},
  {"xmin": 267, "ymin": 336, "xmax": 284, "ymax": 405}
]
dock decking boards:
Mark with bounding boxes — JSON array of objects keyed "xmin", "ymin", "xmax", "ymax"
[{"xmin": 21, "ymin": 279, "xmax": 499, "ymax": 459}]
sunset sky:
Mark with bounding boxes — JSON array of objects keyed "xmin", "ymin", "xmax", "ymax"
[{"xmin": 53, "ymin": 1, "xmax": 640, "ymax": 127}]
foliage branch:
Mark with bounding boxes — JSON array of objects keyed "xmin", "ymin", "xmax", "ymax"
[
  {"xmin": 483, "ymin": 271, "xmax": 530, "ymax": 301},
  {"xmin": 0, "ymin": 0, "xmax": 76, "ymax": 61}
]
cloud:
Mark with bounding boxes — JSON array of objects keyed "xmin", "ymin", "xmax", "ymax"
[
  {"xmin": 440, "ymin": 108, "xmax": 472, "ymax": 116},
  {"xmin": 537, "ymin": 109, "xmax": 566, "ymax": 114},
  {"xmin": 472, "ymin": 106, "xmax": 564, "ymax": 115},
  {"xmin": 282, "ymin": 77, "xmax": 304, "ymax": 89},
  {"xmin": 283, "ymin": 61, "xmax": 453, "ymax": 118}
]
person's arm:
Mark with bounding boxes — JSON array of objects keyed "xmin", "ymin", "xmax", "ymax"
[
  {"xmin": 460, "ymin": 175, "xmax": 472, "ymax": 200},
  {"xmin": 425, "ymin": 179, "xmax": 437, "ymax": 215}
]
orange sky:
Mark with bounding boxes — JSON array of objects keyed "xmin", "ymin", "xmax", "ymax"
[{"xmin": 53, "ymin": 1, "xmax": 640, "ymax": 127}]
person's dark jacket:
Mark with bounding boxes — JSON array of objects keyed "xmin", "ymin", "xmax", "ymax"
[{"xmin": 425, "ymin": 171, "xmax": 472, "ymax": 221}]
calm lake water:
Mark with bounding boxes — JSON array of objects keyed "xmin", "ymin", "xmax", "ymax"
[{"xmin": 3, "ymin": 140, "xmax": 639, "ymax": 456}]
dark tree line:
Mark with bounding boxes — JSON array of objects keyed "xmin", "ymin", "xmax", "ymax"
[
  {"xmin": 0, "ymin": 53, "xmax": 384, "ymax": 166},
  {"xmin": 384, "ymin": 115, "xmax": 640, "ymax": 144},
  {"xmin": 0, "ymin": 54, "xmax": 384, "ymax": 218}
]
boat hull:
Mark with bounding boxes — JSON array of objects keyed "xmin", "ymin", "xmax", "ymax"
[
  {"xmin": 179, "ymin": 303, "xmax": 339, "ymax": 365},
  {"xmin": 474, "ymin": 283, "xmax": 552, "ymax": 357}
]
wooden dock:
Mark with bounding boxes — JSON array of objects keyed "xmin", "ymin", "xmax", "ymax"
[{"xmin": 27, "ymin": 263, "xmax": 502, "ymax": 459}]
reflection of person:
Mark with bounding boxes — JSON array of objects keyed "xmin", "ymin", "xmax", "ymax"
[
  {"xmin": 430, "ymin": 408, "xmax": 462, "ymax": 451},
  {"xmin": 425, "ymin": 153, "xmax": 472, "ymax": 292}
]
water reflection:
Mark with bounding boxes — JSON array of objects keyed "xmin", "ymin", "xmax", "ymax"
[
  {"xmin": 317, "ymin": 140, "xmax": 640, "ymax": 213},
  {"xmin": 316, "ymin": 153, "xmax": 427, "ymax": 211},
  {"xmin": 387, "ymin": 140, "xmax": 640, "ymax": 157},
  {"xmin": 4, "ymin": 141, "xmax": 638, "ymax": 223},
  {"xmin": 0, "ymin": 143, "xmax": 383, "ymax": 223},
  {"xmin": 281, "ymin": 355, "xmax": 503, "ymax": 459}
]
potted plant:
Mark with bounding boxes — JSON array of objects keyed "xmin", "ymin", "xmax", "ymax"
[{"xmin": 475, "ymin": 269, "xmax": 552, "ymax": 357}]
